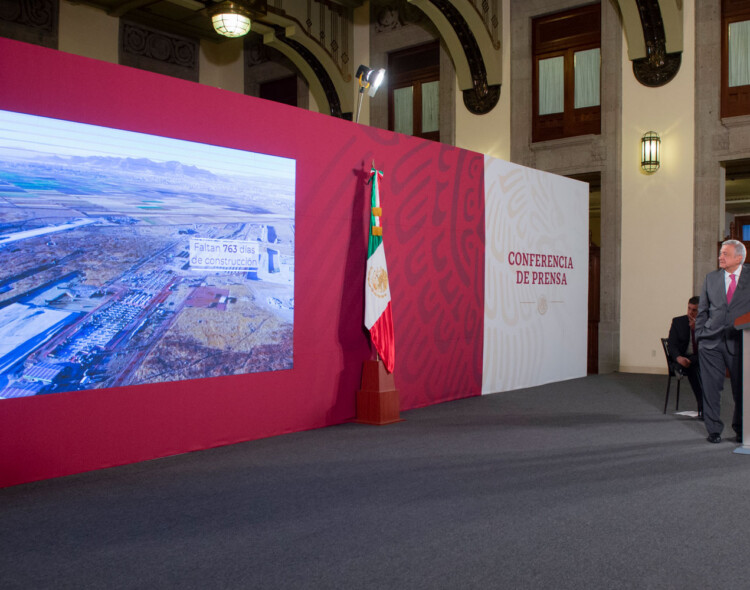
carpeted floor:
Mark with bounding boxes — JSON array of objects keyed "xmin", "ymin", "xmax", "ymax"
[{"xmin": 2, "ymin": 373, "xmax": 750, "ymax": 589}]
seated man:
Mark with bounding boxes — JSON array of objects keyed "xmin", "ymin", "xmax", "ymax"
[{"xmin": 668, "ymin": 296, "xmax": 703, "ymax": 417}]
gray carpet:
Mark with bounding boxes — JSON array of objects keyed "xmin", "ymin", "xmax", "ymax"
[{"xmin": 2, "ymin": 373, "xmax": 750, "ymax": 589}]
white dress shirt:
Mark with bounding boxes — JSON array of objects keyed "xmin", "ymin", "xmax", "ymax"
[{"xmin": 725, "ymin": 265, "xmax": 742, "ymax": 293}]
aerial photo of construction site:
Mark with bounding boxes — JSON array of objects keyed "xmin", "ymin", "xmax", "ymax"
[{"xmin": 0, "ymin": 110, "xmax": 295, "ymax": 399}]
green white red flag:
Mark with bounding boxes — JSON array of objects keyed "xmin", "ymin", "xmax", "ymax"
[{"xmin": 365, "ymin": 164, "xmax": 395, "ymax": 373}]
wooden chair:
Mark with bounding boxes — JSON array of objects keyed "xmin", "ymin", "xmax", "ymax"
[{"xmin": 660, "ymin": 338, "xmax": 683, "ymax": 414}]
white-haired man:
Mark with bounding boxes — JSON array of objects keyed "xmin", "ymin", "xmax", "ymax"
[{"xmin": 696, "ymin": 239, "xmax": 750, "ymax": 444}]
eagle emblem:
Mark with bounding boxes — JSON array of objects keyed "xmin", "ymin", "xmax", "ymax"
[
  {"xmin": 537, "ymin": 295, "xmax": 548, "ymax": 315},
  {"xmin": 367, "ymin": 266, "xmax": 389, "ymax": 298}
]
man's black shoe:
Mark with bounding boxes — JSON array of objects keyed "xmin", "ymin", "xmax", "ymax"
[
  {"xmin": 736, "ymin": 435, "xmax": 743, "ymax": 444},
  {"xmin": 707, "ymin": 433, "xmax": 722, "ymax": 444}
]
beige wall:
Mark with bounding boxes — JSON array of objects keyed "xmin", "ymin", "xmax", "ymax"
[
  {"xmin": 59, "ymin": 1, "xmax": 118, "ymax": 63},
  {"xmin": 454, "ymin": 0, "xmax": 510, "ymax": 160},
  {"xmin": 619, "ymin": 0, "xmax": 695, "ymax": 373},
  {"xmin": 199, "ymin": 39, "xmax": 244, "ymax": 94}
]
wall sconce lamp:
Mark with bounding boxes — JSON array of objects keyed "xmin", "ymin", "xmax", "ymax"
[
  {"xmin": 641, "ymin": 131, "xmax": 661, "ymax": 173},
  {"xmin": 355, "ymin": 64, "xmax": 386, "ymax": 123},
  {"xmin": 209, "ymin": 0, "xmax": 267, "ymax": 38}
]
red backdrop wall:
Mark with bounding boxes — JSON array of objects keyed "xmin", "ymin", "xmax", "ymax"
[{"xmin": 0, "ymin": 39, "xmax": 484, "ymax": 488}]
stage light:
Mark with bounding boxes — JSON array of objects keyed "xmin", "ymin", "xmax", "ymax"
[
  {"xmin": 357, "ymin": 65, "xmax": 386, "ymax": 97},
  {"xmin": 355, "ymin": 65, "xmax": 387, "ymax": 123}
]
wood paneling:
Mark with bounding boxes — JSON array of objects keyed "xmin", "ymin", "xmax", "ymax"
[
  {"xmin": 532, "ymin": 3, "xmax": 601, "ymax": 143},
  {"xmin": 722, "ymin": 0, "xmax": 750, "ymax": 118}
]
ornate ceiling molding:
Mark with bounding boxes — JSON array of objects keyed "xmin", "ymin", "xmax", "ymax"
[
  {"xmin": 408, "ymin": 0, "xmax": 501, "ymax": 115},
  {"xmin": 0, "ymin": 0, "xmax": 58, "ymax": 49},
  {"xmin": 120, "ymin": 21, "xmax": 198, "ymax": 82},
  {"xmin": 373, "ymin": 2, "xmax": 425, "ymax": 33},
  {"xmin": 615, "ymin": 0, "xmax": 682, "ymax": 88},
  {"xmin": 271, "ymin": 25, "xmax": 347, "ymax": 119},
  {"xmin": 249, "ymin": 5, "xmax": 356, "ymax": 120},
  {"xmin": 631, "ymin": 0, "xmax": 681, "ymax": 87},
  {"xmin": 254, "ymin": 20, "xmax": 351, "ymax": 120}
]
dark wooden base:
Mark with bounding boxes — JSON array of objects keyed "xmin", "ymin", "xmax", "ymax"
[{"xmin": 355, "ymin": 360, "xmax": 403, "ymax": 425}]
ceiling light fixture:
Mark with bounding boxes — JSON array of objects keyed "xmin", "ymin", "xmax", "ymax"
[{"xmin": 209, "ymin": 0, "xmax": 266, "ymax": 39}]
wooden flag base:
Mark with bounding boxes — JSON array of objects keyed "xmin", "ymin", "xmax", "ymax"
[{"xmin": 355, "ymin": 359, "xmax": 403, "ymax": 425}]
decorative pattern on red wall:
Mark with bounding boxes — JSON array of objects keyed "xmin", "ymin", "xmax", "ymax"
[{"xmin": 0, "ymin": 38, "xmax": 483, "ymax": 487}]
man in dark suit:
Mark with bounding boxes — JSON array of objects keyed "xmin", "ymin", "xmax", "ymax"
[
  {"xmin": 696, "ymin": 239, "xmax": 750, "ymax": 444},
  {"xmin": 668, "ymin": 296, "xmax": 703, "ymax": 417}
]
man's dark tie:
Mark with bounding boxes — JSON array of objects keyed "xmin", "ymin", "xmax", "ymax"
[{"xmin": 691, "ymin": 326, "xmax": 697, "ymax": 353}]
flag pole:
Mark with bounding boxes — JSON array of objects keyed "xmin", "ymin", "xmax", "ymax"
[{"xmin": 356, "ymin": 160, "xmax": 401, "ymax": 425}]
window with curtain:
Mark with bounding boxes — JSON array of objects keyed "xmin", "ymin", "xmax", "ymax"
[
  {"xmin": 532, "ymin": 3, "xmax": 601, "ymax": 142},
  {"xmin": 539, "ymin": 56, "xmax": 564, "ymax": 115},
  {"xmin": 574, "ymin": 48, "xmax": 601, "ymax": 108},
  {"xmin": 421, "ymin": 80, "xmax": 439, "ymax": 133},
  {"xmin": 723, "ymin": 0, "xmax": 750, "ymax": 117},
  {"xmin": 393, "ymin": 86, "xmax": 414, "ymax": 135},
  {"xmin": 729, "ymin": 21, "xmax": 750, "ymax": 87},
  {"xmin": 388, "ymin": 41, "xmax": 440, "ymax": 142}
]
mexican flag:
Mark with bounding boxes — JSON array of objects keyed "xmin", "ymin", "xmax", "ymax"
[{"xmin": 365, "ymin": 165, "xmax": 395, "ymax": 373}]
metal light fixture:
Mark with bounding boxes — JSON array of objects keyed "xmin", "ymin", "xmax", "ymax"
[
  {"xmin": 355, "ymin": 65, "xmax": 386, "ymax": 123},
  {"xmin": 641, "ymin": 131, "xmax": 661, "ymax": 173},
  {"xmin": 209, "ymin": 0, "xmax": 266, "ymax": 39}
]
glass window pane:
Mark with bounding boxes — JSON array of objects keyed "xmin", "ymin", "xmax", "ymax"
[
  {"xmin": 574, "ymin": 48, "xmax": 600, "ymax": 108},
  {"xmin": 394, "ymin": 86, "xmax": 413, "ymax": 135},
  {"xmin": 729, "ymin": 20, "xmax": 750, "ymax": 87},
  {"xmin": 539, "ymin": 56, "xmax": 564, "ymax": 115},
  {"xmin": 421, "ymin": 81, "xmax": 439, "ymax": 133}
]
